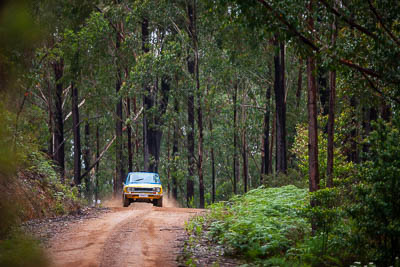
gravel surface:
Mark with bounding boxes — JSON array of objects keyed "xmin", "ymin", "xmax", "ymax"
[
  {"xmin": 178, "ymin": 230, "xmax": 242, "ymax": 266},
  {"xmin": 22, "ymin": 206, "xmax": 110, "ymax": 247}
]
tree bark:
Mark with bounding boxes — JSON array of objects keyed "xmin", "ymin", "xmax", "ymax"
[
  {"xmin": 327, "ymin": 5, "xmax": 337, "ymax": 188},
  {"xmin": 348, "ymin": 96, "xmax": 359, "ymax": 163},
  {"xmin": 172, "ymin": 97, "xmax": 179, "ymax": 200},
  {"xmin": 95, "ymin": 125, "xmax": 99, "ymax": 205},
  {"xmin": 142, "ymin": 17, "xmax": 150, "ymax": 171},
  {"xmin": 186, "ymin": 0, "xmax": 196, "ymax": 207},
  {"xmin": 83, "ymin": 121, "xmax": 91, "ymax": 199},
  {"xmin": 296, "ymin": 58, "xmax": 303, "ymax": 108},
  {"xmin": 210, "ymin": 119, "xmax": 216, "ymax": 203},
  {"xmin": 47, "ymin": 77, "xmax": 54, "ymax": 160},
  {"xmin": 307, "ymin": 0, "xmax": 320, "ymax": 196},
  {"xmin": 127, "ymin": 98, "xmax": 133, "ymax": 172},
  {"xmin": 148, "ymin": 78, "xmax": 170, "ymax": 173},
  {"xmin": 115, "ymin": 22, "xmax": 124, "ymax": 196},
  {"xmin": 191, "ymin": 0, "xmax": 204, "ymax": 208},
  {"xmin": 133, "ymin": 97, "xmax": 140, "ymax": 171},
  {"xmin": 261, "ymin": 84, "xmax": 271, "ymax": 180},
  {"xmin": 53, "ymin": 59, "xmax": 65, "ymax": 183},
  {"xmin": 269, "ymin": 111, "xmax": 276, "ymax": 174},
  {"xmin": 167, "ymin": 123, "xmax": 171, "ymax": 195},
  {"xmin": 142, "ymin": 19, "xmax": 170, "ymax": 173},
  {"xmin": 197, "ymin": 82, "xmax": 204, "ymax": 208},
  {"xmin": 242, "ymin": 100, "xmax": 249, "ymax": 193},
  {"xmin": 72, "ymin": 80, "xmax": 81, "ymax": 186},
  {"xmin": 274, "ymin": 41, "xmax": 287, "ymax": 174},
  {"xmin": 381, "ymin": 100, "xmax": 391, "ymax": 121},
  {"xmin": 233, "ymin": 81, "xmax": 239, "ymax": 194}
]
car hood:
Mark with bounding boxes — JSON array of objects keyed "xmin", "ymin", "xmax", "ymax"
[{"xmin": 124, "ymin": 183, "xmax": 162, "ymax": 188}]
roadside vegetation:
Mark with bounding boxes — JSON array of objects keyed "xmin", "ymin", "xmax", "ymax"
[{"xmin": 184, "ymin": 119, "xmax": 400, "ymax": 266}]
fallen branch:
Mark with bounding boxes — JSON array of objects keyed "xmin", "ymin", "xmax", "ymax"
[
  {"xmin": 79, "ymin": 135, "xmax": 116, "ymax": 181},
  {"xmin": 79, "ymin": 107, "xmax": 143, "ymax": 181},
  {"xmin": 64, "ymin": 98, "xmax": 86, "ymax": 122}
]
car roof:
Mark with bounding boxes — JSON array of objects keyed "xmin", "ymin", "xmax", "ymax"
[{"xmin": 127, "ymin": 172, "xmax": 159, "ymax": 175}]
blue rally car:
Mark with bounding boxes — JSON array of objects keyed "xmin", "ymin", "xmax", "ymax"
[{"xmin": 122, "ymin": 172, "xmax": 163, "ymax": 207}]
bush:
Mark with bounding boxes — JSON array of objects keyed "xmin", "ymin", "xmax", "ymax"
[
  {"xmin": 0, "ymin": 232, "xmax": 49, "ymax": 267},
  {"xmin": 291, "ymin": 120, "xmax": 356, "ymax": 186},
  {"xmin": 207, "ymin": 185, "xmax": 309, "ymax": 259},
  {"xmin": 349, "ymin": 118, "xmax": 400, "ymax": 265},
  {"xmin": 262, "ymin": 168, "xmax": 308, "ymax": 189}
]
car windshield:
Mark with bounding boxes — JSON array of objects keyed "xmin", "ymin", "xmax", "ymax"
[{"xmin": 126, "ymin": 173, "xmax": 160, "ymax": 184}]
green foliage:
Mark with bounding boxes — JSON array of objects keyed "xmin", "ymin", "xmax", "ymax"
[
  {"xmin": 0, "ymin": 232, "xmax": 49, "ymax": 267},
  {"xmin": 207, "ymin": 185, "xmax": 309, "ymax": 259},
  {"xmin": 291, "ymin": 118, "xmax": 355, "ymax": 185},
  {"xmin": 191, "ymin": 183, "xmax": 363, "ymax": 266},
  {"xmin": 262, "ymin": 168, "xmax": 307, "ymax": 189},
  {"xmin": 26, "ymin": 151, "xmax": 58, "ymax": 182},
  {"xmin": 186, "ymin": 215, "xmax": 205, "ymax": 237},
  {"xmin": 296, "ymin": 187, "xmax": 354, "ymax": 266},
  {"xmin": 0, "ymin": 104, "xmax": 18, "ymax": 178},
  {"xmin": 349, "ymin": 118, "xmax": 400, "ymax": 265}
]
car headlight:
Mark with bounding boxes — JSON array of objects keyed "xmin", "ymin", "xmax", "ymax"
[
  {"xmin": 153, "ymin": 187, "xmax": 161, "ymax": 192},
  {"xmin": 126, "ymin": 187, "xmax": 135, "ymax": 192}
]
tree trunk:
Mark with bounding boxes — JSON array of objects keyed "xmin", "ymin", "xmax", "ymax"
[
  {"xmin": 349, "ymin": 96, "xmax": 359, "ymax": 163},
  {"xmin": 326, "ymin": 69, "xmax": 336, "ymax": 188},
  {"xmin": 274, "ymin": 41, "xmax": 287, "ymax": 174},
  {"xmin": 47, "ymin": 78, "xmax": 54, "ymax": 160},
  {"xmin": 127, "ymin": 98, "xmax": 133, "ymax": 172},
  {"xmin": 149, "ymin": 78, "xmax": 170, "ymax": 173},
  {"xmin": 142, "ymin": 20, "xmax": 170, "ymax": 173},
  {"xmin": 233, "ymin": 81, "xmax": 239, "ymax": 194},
  {"xmin": 83, "ymin": 121, "xmax": 91, "ymax": 199},
  {"xmin": 269, "ymin": 111, "xmax": 276, "ymax": 174},
  {"xmin": 327, "ymin": 7, "xmax": 337, "ymax": 188},
  {"xmin": 318, "ymin": 69, "xmax": 329, "ymax": 117},
  {"xmin": 307, "ymin": 0, "xmax": 320, "ymax": 195},
  {"xmin": 167, "ymin": 123, "xmax": 171, "ymax": 195},
  {"xmin": 381, "ymin": 99, "xmax": 391, "ymax": 121},
  {"xmin": 261, "ymin": 84, "xmax": 271, "ymax": 181},
  {"xmin": 53, "ymin": 59, "xmax": 65, "ymax": 183},
  {"xmin": 133, "ymin": 97, "xmax": 140, "ymax": 171},
  {"xmin": 115, "ymin": 22, "xmax": 124, "ymax": 196},
  {"xmin": 242, "ymin": 102, "xmax": 249, "ymax": 193},
  {"xmin": 72, "ymin": 81, "xmax": 81, "ymax": 186},
  {"xmin": 95, "ymin": 125, "xmax": 99, "ymax": 205},
  {"xmin": 197, "ymin": 80, "xmax": 204, "ymax": 208},
  {"xmin": 142, "ymin": 17, "xmax": 150, "ymax": 171},
  {"xmin": 172, "ymin": 97, "xmax": 179, "ymax": 200},
  {"xmin": 190, "ymin": 0, "xmax": 204, "ymax": 208},
  {"xmin": 296, "ymin": 58, "xmax": 303, "ymax": 108},
  {"xmin": 186, "ymin": 0, "xmax": 196, "ymax": 207},
  {"xmin": 210, "ymin": 119, "xmax": 216, "ymax": 203}
]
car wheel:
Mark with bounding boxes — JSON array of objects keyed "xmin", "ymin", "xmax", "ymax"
[
  {"xmin": 123, "ymin": 195, "xmax": 130, "ymax": 207},
  {"xmin": 156, "ymin": 197, "xmax": 163, "ymax": 207}
]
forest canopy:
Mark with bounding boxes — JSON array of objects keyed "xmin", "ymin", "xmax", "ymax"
[{"xmin": 1, "ymin": 0, "xmax": 400, "ymax": 265}]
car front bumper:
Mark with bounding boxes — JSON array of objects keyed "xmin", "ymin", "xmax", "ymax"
[{"xmin": 123, "ymin": 192, "xmax": 163, "ymax": 200}]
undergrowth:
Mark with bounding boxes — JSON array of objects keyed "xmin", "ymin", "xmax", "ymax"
[
  {"xmin": 208, "ymin": 185, "xmax": 309, "ymax": 259},
  {"xmin": 184, "ymin": 184, "xmax": 378, "ymax": 266},
  {"xmin": 185, "ymin": 185, "xmax": 312, "ymax": 266}
]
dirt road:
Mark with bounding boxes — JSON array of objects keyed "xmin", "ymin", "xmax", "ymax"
[{"xmin": 48, "ymin": 200, "xmax": 203, "ymax": 267}]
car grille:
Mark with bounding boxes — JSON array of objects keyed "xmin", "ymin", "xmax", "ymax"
[{"xmin": 133, "ymin": 187, "xmax": 153, "ymax": 192}]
